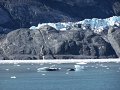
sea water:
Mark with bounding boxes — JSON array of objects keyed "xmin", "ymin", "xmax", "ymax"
[{"xmin": 0, "ymin": 62, "xmax": 120, "ymax": 90}]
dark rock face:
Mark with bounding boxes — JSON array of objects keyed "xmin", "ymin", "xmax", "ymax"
[
  {"xmin": 0, "ymin": 0, "xmax": 120, "ymax": 30},
  {"xmin": 0, "ymin": 8, "xmax": 11, "ymax": 25},
  {"xmin": 108, "ymin": 28, "xmax": 120, "ymax": 58},
  {"xmin": 0, "ymin": 26, "xmax": 117, "ymax": 60}
]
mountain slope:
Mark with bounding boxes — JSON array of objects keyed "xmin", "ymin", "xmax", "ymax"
[{"xmin": 0, "ymin": 0, "xmax": 120, "ymax": 30}]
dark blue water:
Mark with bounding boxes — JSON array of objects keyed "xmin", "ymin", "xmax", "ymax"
[{"xmin": 0, "ymin": 63, "xmax": 120, "ymax": 90}]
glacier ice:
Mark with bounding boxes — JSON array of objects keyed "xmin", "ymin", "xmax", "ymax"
[{"xmin": 30, "ymin": 16, "xmax": 120, "ymax": 34}]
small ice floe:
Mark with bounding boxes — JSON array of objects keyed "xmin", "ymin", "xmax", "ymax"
[
  {"xmin": 37, "ymin": 67, "xmax": 48, "ymax": 72},
  {"xmin": 76, "ymin": 62, "xmax": 87, "ymax": 65},
  {"xmin": 37, "ymin": 67, "xmax": 60, "ymax": 72},
  {"xmin": 10, "ymin": 76, "xmax": 16, "ymax": 79},
  {"xmin": 102, "ymin": 66, "xmax": 108, "ymax": 68},
  {"xmin": 74, "ymin": 65, "xmax": 84, "ymax": 71},
  {"xmin": 27, "ymin": 68, "xmax": 30, "ymax": 70},
  {"xmin": 95, "ymin": 67, "xmax": 98, "ymax": 69},
  {"xmin": 5, "ymin": 69, "xmax": 9, "ymax": 71},
  {"xmin": 66, "ymin": 72, "xmax": 69, "ymax": 74},
  {"xmin": 16, "ymin": 65, "xmax": 20, "ymax": 67},
  {"xmin": 106, "ymin": 68, "xmax": 110, "ymax": 70},
  {"xmin": 42, "ymin": 74, "xmax": 46, "ymax": 76},
  {"xmin": 117, "ymin": 71, "xmax": 119, "ymax": 73}
]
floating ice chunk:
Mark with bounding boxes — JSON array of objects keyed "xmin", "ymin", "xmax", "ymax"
[
  {"xmin": 66, "ymin": 72, "xmax": 69, "ymax": 74},
  {"xmin": 95, "ymin": 67, "xmax": 98, "ymax": 68},
  {"xmin": 102, "ymin": 66, "xmax": 108, "ymax": 68},
  {"xmin": 11, "ymin": 76, "xmax": 16, "ymax": 79},
  {"xmin": 42, "ymin": 74, "xmax": 46, "ymax": 76},
  {"xmin": 27, "ymin": 68, "xmax": 30, "ymax": 70},
  {"xmin": 74, "ymin": 65, "xmax": 84, "ymax": 71},
  {"xmin": 37, "ymin": 67, "xmax": 48, "ymax": 72},
  {"xmin": 16, "ymin": 65, "xmax": 20, "ymax": 67},
  {"xmin": 38, "ymin": 67, "xmax": 60, "ymax": 72},
  {"xmin": 5, "ymin": 69, "xmax": 9, "ymax": 71},
  {"xmin": 117, "ymin": 71, "xmax": 119, "ymax": 73}
]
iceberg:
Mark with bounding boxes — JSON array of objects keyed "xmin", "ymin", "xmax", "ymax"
[
  {"xmin": 74, "ymin": 65, "xmax": 84, "ymax": 71},
  {"xmin": 10, "ymin": 76, "xmax": 16, "ymax": 79},
  {"xmin": 30, "ymin": 16, "xmax": 120, "ymax": 34}
]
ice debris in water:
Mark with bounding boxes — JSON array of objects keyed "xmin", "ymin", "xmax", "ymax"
[
  {"xmin": 10, "ymin": 76, "xmax": 16, "ymax": 79},
  {"xmin": 74, "ymin": 65, "xmax": 84, "ymax": 71},
  {"xmin": 5, "ymin": 69, "xmax": 9, "ymax": 71},
  {"xmin": 42, "ymin": 74, "xmax": 46, "ymax": 76},
  {"xmin": 30, "ymin": 16, "xmax": 120, "ymax": 34}
]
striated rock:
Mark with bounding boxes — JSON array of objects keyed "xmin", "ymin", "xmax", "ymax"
[
  {"xmin": 0, "ymin": 25, "xmax": 117, "ymax": 60},
  {"xmin": 108, "ymin": 27, "xmax": 120, "ymax": 58}
]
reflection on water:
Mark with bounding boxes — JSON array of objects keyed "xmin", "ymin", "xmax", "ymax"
[{"xmin": 0, "ymin": 62, "xmax": 120, "ymax": 90}]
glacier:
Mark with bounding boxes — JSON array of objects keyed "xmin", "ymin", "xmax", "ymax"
[{"xmin": 30, "ymin": 16, "xmax": 120, "ymax": 34}]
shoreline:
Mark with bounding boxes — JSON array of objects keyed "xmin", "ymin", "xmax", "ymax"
[{"xmin": 0, "ymin": 58, "xmax": 120, "ymax": 64}]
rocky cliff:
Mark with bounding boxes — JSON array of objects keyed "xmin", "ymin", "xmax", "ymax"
[
  {"xmin": 0, "ymin": 25, "xmax": 118, "ymax": 60},
  {"xmin": 108, "ymin": 28, "xmax": 120, "ymax": 58}
]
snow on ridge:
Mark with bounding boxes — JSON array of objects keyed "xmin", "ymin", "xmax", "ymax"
[
  {"xmin": 30, "ymin": 22, "xmax": 74, "ymax": 31},
  {"xmin": 30, "ymin": 16, "xmax": 120, "ymax": 33}
]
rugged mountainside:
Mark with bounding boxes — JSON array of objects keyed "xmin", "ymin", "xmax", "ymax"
[
  {"xmin": 108, "ymin": 28, "xmax": 120, "ymax": 58},
  {"xmin": 0, "ymin": 0, "xmax": 120, "ymax": 60},
  {"xmin": 0, "ymin": 25, "xmax": 119, "ymax": 60},
  {"xmin": 0, "ymin": 0, "xmax": 120, "ymax": 30}
]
